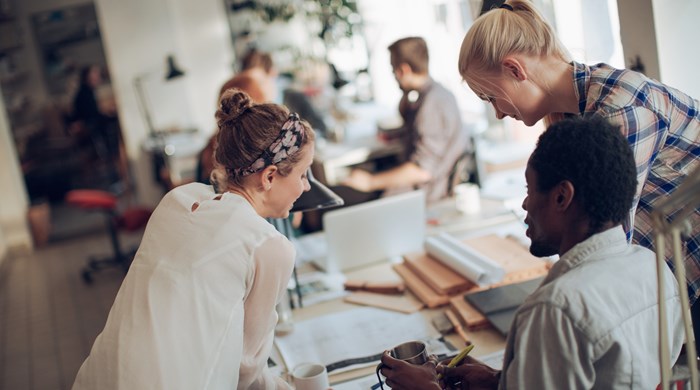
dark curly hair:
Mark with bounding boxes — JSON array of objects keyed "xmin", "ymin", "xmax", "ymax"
[{"xmin": 529, "ymin": 115, "xmax": 637, "ymax": 233}]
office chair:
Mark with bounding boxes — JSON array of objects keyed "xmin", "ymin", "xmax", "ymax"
[
  {"xmin": 65, "ymin": 189, "xmax": 151, "ymax": 283},
  {"xmin": 447, "ymin": 148, "xmax": 482, "ymax": 197}
]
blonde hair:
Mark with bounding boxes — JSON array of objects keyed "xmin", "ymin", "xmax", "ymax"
[{"xmin": 458, "ymin": 0, "xmax": 570, "ymax": 125}]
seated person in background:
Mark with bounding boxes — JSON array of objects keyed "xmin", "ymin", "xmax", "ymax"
[
  {"xmin": 282, "ymin": 58, "xmax": 333, "ymax": 136},
  {"xmin": 379, "ymin": 116, "xmax": 684, "ymax": 389},
  {"xmin": 195, "ymin": 50, "xmax": 304, "ymax": 232},
  {"xmin": 196, "ymin": 49, "xmax": 275, "ymax": 186},
  {"xmin": 343, "ymin": 37, "xmax": 467, "ymax": 204}
]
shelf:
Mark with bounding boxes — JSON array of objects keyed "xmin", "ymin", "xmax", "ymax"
[
  {"xmin": 0, "ymin": 43, "xmax": 21, "ymax": 53},
  {"xmin": 0, "ymin": 70, "xmax": 27, "ymax": 85}
]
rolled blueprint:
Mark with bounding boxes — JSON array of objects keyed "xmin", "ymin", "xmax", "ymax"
[{"xmin": 424, "ymin": 233, "xmax": 505, "ymax": 286}]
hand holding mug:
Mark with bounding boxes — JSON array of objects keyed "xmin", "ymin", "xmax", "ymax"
[{"xmin": 375, "ymin": 341, "xmax": 439, "ymax": 390}]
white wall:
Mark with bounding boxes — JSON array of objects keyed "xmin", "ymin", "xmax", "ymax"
[
  {"xmin": 652, "ymin": 0, "xmax": 700, "ymax": 98},
  {"xmin": 358, "ymin": 0, "xmax": 485, "ymax": 123},
  {"xmin": 616, "ymin": 0, "xmax": 660, "ymax": 80},
  {"xmin": 0, "ymin": 84, "xmax": 32, "ymax": 257},
  {"xmin": 94, "ymin": 0, "xmax": 234, "ymax": 205}
]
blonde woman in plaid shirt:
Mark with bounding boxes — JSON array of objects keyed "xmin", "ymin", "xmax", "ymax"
[{"xmin": 458, "ymin": 0, "xmax": 700, "ymax": 348}]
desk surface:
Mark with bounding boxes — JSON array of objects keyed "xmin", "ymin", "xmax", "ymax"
[
  {"xmin": 312, "ymin": 102, "xmax": 404, "ymax": 185},
  {"xmin": 287, "ymin": 262, "xmax": 508, "ymax": 385},
  {"xmin": 276, "ymin": 195, "xmax": 523, "ymax": 385}
]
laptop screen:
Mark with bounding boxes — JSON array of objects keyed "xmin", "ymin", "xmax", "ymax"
[{"xmin": 320, "ymin": 190, "xmax": 426, "ymax": 272}]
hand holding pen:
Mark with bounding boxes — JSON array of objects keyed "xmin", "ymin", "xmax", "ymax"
[{"xmin": 436, "ymin": 346, "xmax": 500, "ymax": 390}]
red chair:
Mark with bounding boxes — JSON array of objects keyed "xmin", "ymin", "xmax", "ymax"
[{"xmin": 66, "ymin": 189, "xmax": 151, "ymax": 283}]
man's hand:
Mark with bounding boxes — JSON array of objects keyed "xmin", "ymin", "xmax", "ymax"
[
  {"xmin": 379, "ymin": 351, "xmax": 440, "ymax": 390},
  {"xmin": 342, "ymin": 169, "xmax": 375, "ymax": 193},
  {"xmin": 436, "ymin": 356, "xmax": 500, "ymax": 390}
]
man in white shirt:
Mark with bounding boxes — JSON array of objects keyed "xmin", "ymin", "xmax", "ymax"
[{"xmin": 379, "ymin": 116, "xmax": 685, "ymax": 389}]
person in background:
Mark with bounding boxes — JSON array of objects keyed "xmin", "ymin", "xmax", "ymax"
[
  {"xmin": 343, "ymin": 37, "xmax": 468, "ymax": 203},
  {"xmin": 196, "ymin": 49, "xmax": 276, "ymax": 187},
  {"xmin": 72, "ymin": 64, "xmax": 125, "ymax": 185},
  {"xmin": 72, "ymin": 89, "xmax": 315, "ymax": 389},
  {"xmin": 457, "ymin": 0, "xmax": 700, "ymax": 347},
  {"xmin": 196, "ymin": 49, "xmax": 304, "ymax": 231},
  {"xmin": 379, "ymin": 116, "xmax": 684, "ymax": 389}
]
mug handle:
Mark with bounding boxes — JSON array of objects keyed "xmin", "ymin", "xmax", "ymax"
[{"xmin": 375, "ymin": 362, "xmax": 386, "ymax": 390}]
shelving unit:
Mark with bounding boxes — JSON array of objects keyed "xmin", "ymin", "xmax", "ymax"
[{"xmin": 0, "ymin": 9, "xmax": 38, "ymax": 160}]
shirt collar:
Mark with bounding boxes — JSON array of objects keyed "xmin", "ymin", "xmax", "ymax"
[
  {"xmin": 572, "ymin": 61, "xmax": 590, "ymax": 115},
  {"xmin": 543, "ymin": 226, "xmax": 629, "ymax": 283}
]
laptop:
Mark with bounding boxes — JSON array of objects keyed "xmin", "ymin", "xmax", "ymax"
[{"xmin": 317, "ymin": 190, "xmax": 426, "ymax": 272}]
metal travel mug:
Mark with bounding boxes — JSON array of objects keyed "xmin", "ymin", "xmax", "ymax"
[{"xmin": 376, "ymin": 341, "xmax": 428, "ymax": 389}]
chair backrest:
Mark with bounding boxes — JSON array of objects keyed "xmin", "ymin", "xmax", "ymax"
[{"xmin": 447, "ymin": 146, "xmax": 483, "ymax": 197}]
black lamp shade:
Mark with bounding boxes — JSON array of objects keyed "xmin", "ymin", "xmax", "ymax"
[
  {"xmin": 290, "ymin": 169, "xmax": 344, "ymax": 212},
  {"xmin": 165, "ymin": 55, "xmax": 185, "ymax": 80}
]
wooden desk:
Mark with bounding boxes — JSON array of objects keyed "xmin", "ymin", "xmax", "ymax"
[
  {"xmin": 279, "ymin": 261, "xmax": 506, "ymax": 385},
  {"xmin": 313, "ymin": 136, "xmax": 404, "ymax": 185},
  {"xmin": 276, "ymin": 195, "xmax": 520, "ymax": 385},
  {"xmin": 312, "ymin": 102, "xmax": 404, "ymax": 185}
]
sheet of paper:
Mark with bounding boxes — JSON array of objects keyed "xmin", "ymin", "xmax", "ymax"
[
  {"xmin": 333, "ymin": 374, "xmax": 381, "ymax": 390},
  {"xmin": 479, "ymin": 348, "xmax": 505, "ymax": 370},
  {"xmin": 275, "ymin": 307, "xmax": 448, "ymax": 374},
  {"xmin": 292, "ymin": 232, "xmax": 328, "ymax": 265},
  {"xmin": 291, "ymin": 271, "xmax": 348, "ymax": 307}
]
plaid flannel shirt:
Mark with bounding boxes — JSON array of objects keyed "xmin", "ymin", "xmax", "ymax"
[{"xmin": 573, "ymin": 61, "xmax": 700, "ymax": 303}]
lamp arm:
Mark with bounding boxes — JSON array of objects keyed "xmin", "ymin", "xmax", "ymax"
[{"xmin": 133, "ymin": 76, "xmax": 156, "ymax": 137}]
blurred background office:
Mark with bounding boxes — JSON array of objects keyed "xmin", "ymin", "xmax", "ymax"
[{"xmin": 0, "ymin": 0, "xmax": 698, "ymax": 389}]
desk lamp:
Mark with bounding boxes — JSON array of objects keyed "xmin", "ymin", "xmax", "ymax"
[
  {"xmin": 275, "ymin": 169, "xmax": 344, "ymax": 309},
  {"xmin": 134, "ymin": 53, "xmax": 186, "ymax": 137},
  {"xmin": 654, "ymin": 164, "xmax": 700, "ymax": 390},
  {"xmin": 134, "ymin": 54, "xmax": 186, "ymax": 188},
  {"xmin": 291, "ymin": 169, "xmax": 344, "ymax": 213}
]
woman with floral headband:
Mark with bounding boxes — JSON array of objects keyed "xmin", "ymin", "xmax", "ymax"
[{"xmin": 73, "ymin": 89, "xmax": 315, "ymax": 390}]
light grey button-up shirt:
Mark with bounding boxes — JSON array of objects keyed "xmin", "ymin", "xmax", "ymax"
[{"xmin": 500, "ymin": 226, "xmax": 684, "ymax": 389}]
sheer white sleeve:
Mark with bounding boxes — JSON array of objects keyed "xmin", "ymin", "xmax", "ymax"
[{"xmin": 238, "ymin": 235, "xmax": 295, "ymax": 389}]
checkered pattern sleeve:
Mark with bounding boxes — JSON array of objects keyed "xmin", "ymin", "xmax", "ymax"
[{"xmin": 578, "ymin": 62, "xmax": 700, "ymax": 304}]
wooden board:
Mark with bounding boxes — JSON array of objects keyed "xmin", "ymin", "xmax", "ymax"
[
  {"xmin": 394, "ymin": 234, "xmax": 550, "ymax": 309},
  {"xmin": 392, "ymin": 263, "xmax": 450, "ymax": 308},
  {"xmin": 403, "ymin": 252, "xmax": 474, "ymax": 295},
  {"xmin": 344, "ymin": 291, "xmax": 424, "ymax": 314},
  {"xmin": 449, "ymin": 295, "xmax": 490, "ymax": 330}
]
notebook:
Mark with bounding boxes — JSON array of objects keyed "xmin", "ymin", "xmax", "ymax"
[
  {"xmin": 463, "ymin": 276, "xmax": 544, "ymax": 336},
  {"xmin": 318, "ymin": 190, "xmax": 425, "ymax": 272}
]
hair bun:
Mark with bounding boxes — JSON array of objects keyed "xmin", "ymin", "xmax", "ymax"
[{"xmin": 218, "ymin": 88, "xmax": 254, "ymax": 123}]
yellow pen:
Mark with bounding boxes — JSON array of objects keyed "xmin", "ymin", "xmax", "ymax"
[{"xmin": 437, "ymin": 344, "xmax": 474, "ymax": 380}]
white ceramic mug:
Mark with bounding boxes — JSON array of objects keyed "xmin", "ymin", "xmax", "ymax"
[
  {"xmin": 454, "ymin": 183, "xmax": 481, "ymax": 215},
  {"xmin": 292, "ymin": 362, "xmax": 330, "ymax": 390}
]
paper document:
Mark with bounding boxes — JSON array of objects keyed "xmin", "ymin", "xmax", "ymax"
[
  {"xmin": 290, "ymin": 271, "xmax": 347, "ymax": 307},
  {"xmin": 292, "ymin": 233, "xmax": 328, "ymax": 265},
  {"xmin": 275, "ymin": 307, "xmax": 450, "ymax": 374},
  {"xmin": 479, "ymin": 348, "xmax": 505, "ymax": 370},
  {"xmin": 425, "ymin": 233, "xmax": 506, "ymax": 286},
  {"xmin": 333, "ymin": 374, "xmax": 381, "ymax": 390}
]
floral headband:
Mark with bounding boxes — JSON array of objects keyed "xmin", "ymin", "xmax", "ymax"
[{"xmin": 234, "ymin": 113, "xmax": 306, "ymax": 177}]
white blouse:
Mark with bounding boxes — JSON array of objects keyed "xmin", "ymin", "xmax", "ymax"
[{"xmin": 73, "ymin": 183, "xmax": 295, "ymax": 389}]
